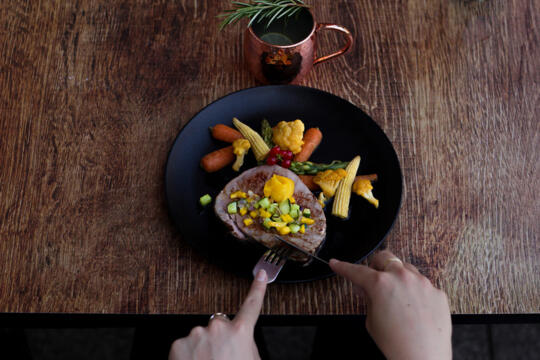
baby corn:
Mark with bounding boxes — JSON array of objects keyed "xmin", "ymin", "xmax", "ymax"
[
  {"xmin": 332, "ymin": 156, "xmax": 361, "ymax": 218},
  {"xmin": 232, "ymin": 118, "xmax": 270, "ymax": 161}
]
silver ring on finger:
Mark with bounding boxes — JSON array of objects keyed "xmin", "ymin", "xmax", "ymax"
[
  {"xmin": 209, "ymin": 312, "xmax": 230, "ymax": 322},
  {"xmin": 382, "ymin": 257, "xmax": 403, "ymax": 271}
]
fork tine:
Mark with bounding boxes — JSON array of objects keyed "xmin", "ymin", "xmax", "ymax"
[{"xmin": 252, "ymin": 246, "xmax": 291, "ymax": 283}]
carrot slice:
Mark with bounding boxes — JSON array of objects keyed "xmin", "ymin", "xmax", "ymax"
[
  {"xmin": 294, "ymin": 128, "xmax": 322, "ymax": 162},
  {"xmin": 210, "ymin": 124, "xmax": 243, "ymax": 143},
  {"xmin": 355, "ymin": 174, "xmax": 378, "ymax": 182},
  {"xmin": 200, "ymin": 146, "xmax": 235, "ymax": 172},
  {"xmin": 299, "ymin": 175, "xmax": 319, "ymax": 191}
]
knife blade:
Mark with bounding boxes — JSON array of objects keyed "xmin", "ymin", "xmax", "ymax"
[{"xmin": 274, "ymin": 235, "xmax": 329, "ymax": 265}]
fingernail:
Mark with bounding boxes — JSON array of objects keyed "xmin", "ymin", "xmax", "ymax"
[
  {"xmin": 329, "ymin": 259, "xmax": 339, "ymax": 266},
  {"xmin": 256, "ymin": 269, "xmax": 267, "ymax": 282}
]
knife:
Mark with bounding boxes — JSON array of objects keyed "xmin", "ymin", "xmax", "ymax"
[{"xmin": 274, "ymin": 235, "xmax": 329, "ymax": 265}]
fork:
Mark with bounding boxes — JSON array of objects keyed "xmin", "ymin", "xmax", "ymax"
[{"xmin": 252, "ymin": 246, "xmax": 292, "ymax": 283}]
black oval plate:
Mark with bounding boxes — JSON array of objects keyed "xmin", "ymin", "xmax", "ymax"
[{"xmin": 165, "ymin": 85, "xmax": 402, "ymax": 283}]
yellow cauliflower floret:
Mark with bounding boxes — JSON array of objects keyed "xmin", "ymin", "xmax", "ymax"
[
  {"xmin": 232, "ymin": 139, "xmax": 251, "ymax": 171},
  {"xmin": 352, "ymin": 179, "xmax": 379, "ymax": 208},
  {"xmin": 313, "ymin": 169, "xmax": 347, "ymax": 198},
  {"xmin": 272, "ymin": 119, "xmax": 305, "ymax": 154}
]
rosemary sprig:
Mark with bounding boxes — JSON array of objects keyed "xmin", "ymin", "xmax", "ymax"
[{"xmin": 218, "ymin": 0, "xmax": 310, "ymax": 31}]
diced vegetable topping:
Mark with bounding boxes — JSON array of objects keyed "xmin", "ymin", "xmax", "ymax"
[
  {"xmin": 230, "ymin": 191, "xmax": 247, "ymax": 199},
  {"xmin": 227, "ymin": 202, "xmax": 237, "ymax": 214},
  {"xmin": 199, "ymin": 194, "xmax": 212, "ymax": 206},
  {"xmin": 278, "ymin": 199, "xmax": 290, "ymax": 215},
  {"xmin": 301, "ymin": 217, "xmax": 315, "ymax": 225},
  {"xmin": 289, "ymin": 224, "xmax": 300, "ymax": 233},
  {"xmin": 258, "ymin": 197, "xmax": 270, "ymax": 209},
  {"xmin": 277, "ymin": 226, "xmax": 291, "ymax": 235},
  {"xmin": 280, "ymin": 214, "xmax": 294, "ymax": 223},
  {"xmin": 225, "ymin": 178, "xmax": 316, "ymax": 235}
]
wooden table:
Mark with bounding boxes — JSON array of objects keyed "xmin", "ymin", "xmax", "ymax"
[{"xmin": 1, "ymin": 0, "xmax": 538, "ymax": 318}]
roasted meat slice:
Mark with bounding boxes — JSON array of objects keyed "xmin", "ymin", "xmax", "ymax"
[{"xmin": 215, "ymin": 165, "xmax": 326, "ymax": 262}]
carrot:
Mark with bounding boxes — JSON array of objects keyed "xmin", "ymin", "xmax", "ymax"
[
  {"xmin": 355, "ymin": 174, "xmax": 378, "ymax": 182},
  {"xmin": 294, "ymin": 127, "xmax": 323, "ymax": 162},
  {"xmin": 299, "ymin": 175, "xmax": 320, "ymax": 191},
  {"xmin": 200, "ymin": 146, "xmax": 235, "ymax": 172},
  {"xmin": 210, "ymin": 124, "xmax": 243, "ymax": 143}
]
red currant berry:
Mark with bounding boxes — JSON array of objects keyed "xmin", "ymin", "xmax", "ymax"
[
  {"xmin": 282, "ymin": 150, "xmax": 294, "ymax": 161},
  {"xmin": 281, "ymin": 159, "xmax": 292, "ymax": 168},
  {"xmin": 269, "ymin": 146, "xmax": 281, "ymax": 157},
  {"xmin": 266, "ymin": 156, "xmax": 278, "ymax": 165}
]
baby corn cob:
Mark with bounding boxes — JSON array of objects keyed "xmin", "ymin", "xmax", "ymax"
[
  {"xmin": 232, "ymin": 118, "xmax": 270, "ymax": 161},
  {"xmin": 332, "ymin": 156, "xmax": 361, "ymax": 218}
]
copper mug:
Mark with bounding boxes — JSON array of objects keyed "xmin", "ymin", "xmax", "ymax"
[{"xmin": 244, "ymin": 8, "xmax": 353, "ymax": 84}]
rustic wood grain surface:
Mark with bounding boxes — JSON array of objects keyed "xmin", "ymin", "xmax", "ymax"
[{"xmin": 0, "ymin": 0, "xmax": 538, "ymax": 315}]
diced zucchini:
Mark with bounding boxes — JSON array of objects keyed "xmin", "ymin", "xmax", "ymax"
[
  {"xmin": 290, "ymin": 204, "xmax": 300, "ymax": 218},
  {"xmin": 302, "ymin": 208, "xmax": 311, "ymax": 217},
  {"xmin": 271, "ymin": 214, "xmax": 281, "ymax": 222},
  {"xmin": 199, "ymin": 194, "xmax": 212, "ymax": 206},
  {"xmin": 289, "ymin": 224, "xmax": 300, "ymax": 233},
  {"xmin": 279, "ymin": 199, "xmax": 291, "ymax": 215},
  {"xmin": 253, "ymin": 201, "xmax": 260, "ymax": 209},
  {"xmin": 268, "ymin": 203, "xmax": 279, "ymax": 214},
  {"xmin": 262, "ymin": 218, "xmax": 272, "ymax": 229},
  {"xmin": 258, "ymin": 197, "xmax": 270, "ymax": 209},
  {"xmin": 227, "ymin": 202, "xmax": 237, "ymax": 214}
]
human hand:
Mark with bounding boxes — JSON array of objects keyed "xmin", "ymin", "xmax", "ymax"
[
  {"xmin": 169, "ymin": 269, "xmax": 268, "ymax": 360},
  {"xmin": 330, "ymin": 250, "xmax": 452, "ymax": 360}
]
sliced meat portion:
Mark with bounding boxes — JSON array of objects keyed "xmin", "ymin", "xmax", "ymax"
[{"xmin": 215, "ymin": 165, "xmax": 326, "ymax": 262}]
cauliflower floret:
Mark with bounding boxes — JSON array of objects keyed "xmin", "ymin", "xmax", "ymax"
[
  {"xmin": 352, "ymin": 178, "xmax": 379, "ymax": 208},
  {"xmin": 272, "ymin": 119, "xmax": 305, "ymax": 154},
  {"xmin": 232, "ymin": 139, "xmax": 251, "ymax": 171},
  {"xmin": 313, "ymin": 168, "xmax": 347, "ymax": 198}
]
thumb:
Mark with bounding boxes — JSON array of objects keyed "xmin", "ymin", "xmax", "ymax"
[{"xmin": 330, "ymin": 258, "xmax": 377, "ymax": 295}]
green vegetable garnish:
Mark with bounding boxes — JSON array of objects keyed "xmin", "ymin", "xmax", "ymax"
[
  {"xmin": 289, "ymin": 224, "xmax": 301, "ymax": 233},
  {"xmin": 227, "ymin": 202, "xmax": 238, "ymax": 214},
  {"xmin": 289, "ymin": 160, "xmax": 349, "ymax": 175},
  {"xmin": 199, "ymin": 194, "xmax": 212, "ymax": 206},
  {"xmin": 258, "ymin": 197, "xmax": 270, "ymax": 209},
  {"xmin": 279, "ymin": 199, "xmax": 291, "ymax": 215},
  {"xmin": 290, "ymin": 204, "xmax": 300, "ymax": 218},
  {"xmin": 261, "ymin": 119, "xmax": 274, "ymax": 148}
]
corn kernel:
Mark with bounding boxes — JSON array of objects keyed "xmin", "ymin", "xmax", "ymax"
[
  {"xmin": 289, "ymin": 197, "xmax": 296, "ymax": 204},
  {"xmin": 243, "ymin": 218, "xmax": 253, "ymax": 226},
  {"xmin": 239, "ymin": 207, "xmax": 247, "ymax": 216},
  {"xmin": 230, "ymin": 191, "xmax": 247, "ymax": 199},
  {"xmin": 278, "ymin": 226, "xmax": 291, "ymax": 235},
  {"xmin": 299, "ymin": 224, "xmax": 305, "ymax": 234},
  {"xmin": 301, "ymin": 217, "xmax": 315, "ymax": 225},
  {"xmin": 250, "ymin": 210, "xmax": 258, "ymax": 218},
  {"xmin": 280, "ymin": 214, "xmax": 294, "ymax": 223}
]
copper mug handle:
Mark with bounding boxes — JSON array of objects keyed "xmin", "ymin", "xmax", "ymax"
[{"xmin": 313, "ymin": 23, "xmax": 353, "ymax": 65}]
